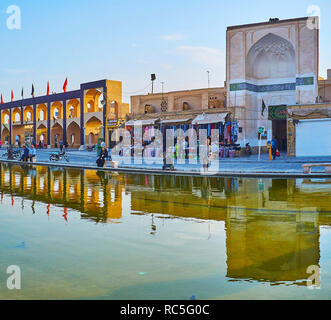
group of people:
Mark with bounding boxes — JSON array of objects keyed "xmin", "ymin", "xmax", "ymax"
[
  {"xmin": 6, "ymin": 144, "xmax": 36, "ymax": 162},
  {"xmin": 20, "ymin": 144, "xmax": 37, "ymax": 162}
]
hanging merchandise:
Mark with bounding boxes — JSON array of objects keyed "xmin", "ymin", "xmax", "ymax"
[{"xmin": 232, "ymin": 121, "xmax": 239, "ymax": 143}]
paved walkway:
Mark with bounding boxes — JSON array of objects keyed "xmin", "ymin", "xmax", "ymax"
[{"xmin": 0, "ymin": 148, "xmax": 331, "ymax": 176}]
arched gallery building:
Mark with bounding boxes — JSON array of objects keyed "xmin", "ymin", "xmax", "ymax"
[{"xmin": 0, "ymin": 80, "xmax": 129, "ymax": 149}]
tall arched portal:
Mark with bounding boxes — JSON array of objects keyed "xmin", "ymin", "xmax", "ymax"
[
  {"xmin": 246, "ymin": 33, "xmax": 296, "ymax": 83},
  {"xmin": 246, "ymin": 33, "xmax": 296, "ymax": 151}
]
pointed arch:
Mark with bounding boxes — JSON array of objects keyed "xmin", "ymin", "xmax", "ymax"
[
  {"xmin": 246, "ymin": 33, "xmax": 296, "ymax": 81},
  {"xmin": 67, "ymin": 99, "xmax": 81, "ymax": 119},
  {"xmin": 37, "ymin": 104, "xmax": 48, "ymax": 121},
  {"xmin": 84, "ymin": 88, "xmax": 103, "ymax": 113},
  {"xmin": 23, "ymin": 106, "xmax": 34, "ymax": 122},
  {"xmin": 51, "ymin": 101, "xmax": 63, "ymax": 120},
  {"xmin": 67, "ymin": 121, "xmax": 81, "ymax": 149},
  {"xmin": 12, "ymin": 108, "xmax": 21, "ymax": 123}
]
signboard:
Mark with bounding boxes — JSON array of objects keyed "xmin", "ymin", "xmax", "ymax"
[
  {"xmin": 258, "ymin": 126, "xmax": 265, "ymax": 134},
  {"xmin": 268, "ymin": 105, "xmax": 287, "ymax": 120},
  {"xmin": 107, "ymin": 120, "xmax": 118, "ymax": 127}
]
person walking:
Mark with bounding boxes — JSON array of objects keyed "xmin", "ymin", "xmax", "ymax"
[
  {"xmin": 96, "ymin": 146, "xmax": 108, "ymax": 168},
  {"xmin": 28, "ymin": 145, "xmax": 37, "ymax": 162},
  {"xmin": 271, "ymin": 136, "xmax": 278, "ymax": 160},
  {"xmin": 59, "ymin": 140, "xmax": 63, "ymax": 152}
]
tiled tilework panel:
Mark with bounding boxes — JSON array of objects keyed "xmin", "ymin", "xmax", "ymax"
[{"xmin": 230, "ymin": 77, "xmax": 314, "ymax": 92}]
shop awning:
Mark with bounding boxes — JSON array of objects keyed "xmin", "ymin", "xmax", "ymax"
[
  {"xmin": 125, "ymin": 118, "xmax": 159, "ymax": 126},
  {"xmin": 192, "ymin": 113, "xmax": 229, "ymax": 125},
  {"xmin": 160, "ymin": 118, "xmax": 191, "ymax": 124}
]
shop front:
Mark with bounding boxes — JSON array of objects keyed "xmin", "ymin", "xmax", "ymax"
[
  {"xmin": 268, "ymin": 105, "xmax": 288, "ymax": 152},
  {"xmin": 287, "ymin": 104, "xmax": 331, "ymax": 157}
]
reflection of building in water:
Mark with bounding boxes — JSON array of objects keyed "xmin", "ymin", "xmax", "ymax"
[
  {"xmin": 125, "ymin": 174, "xmax": 331, "ymax": 285},
  {"xmin": 0, "ymin": 164, "xmax": 125, "ymax": 223},
  {"xmin": 0, "ymin": 164, "xmax": 331, "ymax": 285},
  {"xmin": 225, "ymin": 209, "xmax": 320, "ymax": 284}
]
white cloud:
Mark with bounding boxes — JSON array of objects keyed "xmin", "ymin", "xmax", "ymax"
[
  {"xmin": 131, "ymin": 43, "xmax": 138, "ymax": 47},
  {"xmin": 176, "ymin": 45, "xmax": 224, "ymax": 66},
  {"xmin": 161, "ymin": 34, "xmax": 185, "ymax": 41}
]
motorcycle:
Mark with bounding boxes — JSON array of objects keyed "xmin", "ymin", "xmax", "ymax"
[
  {"xmin": 2, "ymin": 149, "xmax": 22, "ymax": 160},
  {"xmin": 49, "ymin": 150, "xmax": 69, "ymax": 162},
  {"xmin": 245, "ymin": 143, "xmax": 252, "ymax": 155}
]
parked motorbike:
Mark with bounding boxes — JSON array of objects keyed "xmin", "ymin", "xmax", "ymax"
[
  {"xmin": 49, "ymin": 151, "xmax": 69, "ymax": 162},
  {"xmin": 245, "ymin": 143, "xmax": 252, "ymax": 155},
  {"xmin": 2, "ymin": 149, "xmax": 22, "ymax": 160}
]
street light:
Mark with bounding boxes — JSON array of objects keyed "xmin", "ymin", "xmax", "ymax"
[{"xmin": 207, "ymin": 71, "xmax": 210, "ymax": 89}]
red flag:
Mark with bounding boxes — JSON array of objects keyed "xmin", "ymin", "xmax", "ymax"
[
  {"xmin": 1, "ymin": 94, "xmax": 3, "ymax": 104},
  {"xmin": 63, "ymin": 78, "xmax": 67, "ymax": 93},
  {"xmin": 11, "ymin": 90, "xmax": 14, "ymax": 102},
  {"xmin": 47, "ymin": 81, "xmax": 50, "ymax": 96}
]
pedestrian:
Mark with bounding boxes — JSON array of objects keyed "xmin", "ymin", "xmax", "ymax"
[
  {"xmin": 28, "ymin": 144, "xmax": 37, "ymax": 162},
  {"xmin": 185, "ymin": 137, "xmax": 189, "ymax": 160},
  {"xmin": 271, "ymin": 136, "xmax": 278, "ymax": 160},
  {"xmin": 38, "ymin": 141, "xmax": 42, "ymax": 149},
  {"xmin": 59, "ymin": 140, "xmax": 63, "ymax": 152},
  {"xmin": 96, "ymin": 146, "xmax": 108, "ymax": 168},
  {"xmin": 64, "ymin": 141, "xmax": 69, "ymax": 150},
  {"xmin": 202, "ymin": 137, "xmax": 212, "ymax": 172},
  {"xmin": 20, "ymin": 145, "xmax": 29, "ymax": 162},
  {"xmin": 0, "ymin": 140, "xmax": 2, "ymax": 149}
]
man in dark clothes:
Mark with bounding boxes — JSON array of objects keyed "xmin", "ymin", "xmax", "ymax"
[
  {"xmin": 271, "ymin": 136, "xmax": 278, "ymax": 160},
  {"xmin": 96, "ymin": 147, "xmax": 108, "ymax": 167},
  {"xmin": 20, "ymin": 145, "xmax": 29, "ymax": 162}
]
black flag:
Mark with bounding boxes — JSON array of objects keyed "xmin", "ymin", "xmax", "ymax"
[
  {"xmin": 261, "ymin": 99, "xmax": 266, "ymax": 116},
  {"xmin": 21, "ymin": 88, "xmax": 24, "ymax": 99},
  {"xmin": 31, "ymin": 84, "xmax": 35, "ymax": 97}
]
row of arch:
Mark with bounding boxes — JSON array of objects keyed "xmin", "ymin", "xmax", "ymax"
[
  {"xmin": 1, "ymin": 116, "xmax": 103, "ymax": 148},
  {"xmin": 1, "ymin": 88, "xmax": 107, "ymax": 125}
]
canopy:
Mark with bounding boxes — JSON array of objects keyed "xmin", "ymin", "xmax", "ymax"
[
  {"xmin": 125, "ymin": 118, "xmax": 159, "ymax": 126},
  {"xmin": 192, "ymin": 113, "xmax": 229, "ymax": 125},
  {"xmin": 160, "ymin": 118, "xmax": 191, "ymax": 124}
]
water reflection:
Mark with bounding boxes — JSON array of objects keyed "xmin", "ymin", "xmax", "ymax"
[{"xmin": 1, "ymin": 163, "xmax": 331, "ymax": 287}]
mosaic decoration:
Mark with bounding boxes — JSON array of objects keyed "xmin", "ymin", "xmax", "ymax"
[{"xmin": 230, "ymin": 77, "xmax": 315, "ymax": 93}]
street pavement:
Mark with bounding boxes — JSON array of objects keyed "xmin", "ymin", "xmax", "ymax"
[{"xmin": 0, "ymin": 147, "xmax": 331, "ymax": 174}]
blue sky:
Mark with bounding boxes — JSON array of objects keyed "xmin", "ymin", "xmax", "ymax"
[{"xmin": 0, "ymin": 0, "xmax": 330, "ymax": 102}]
